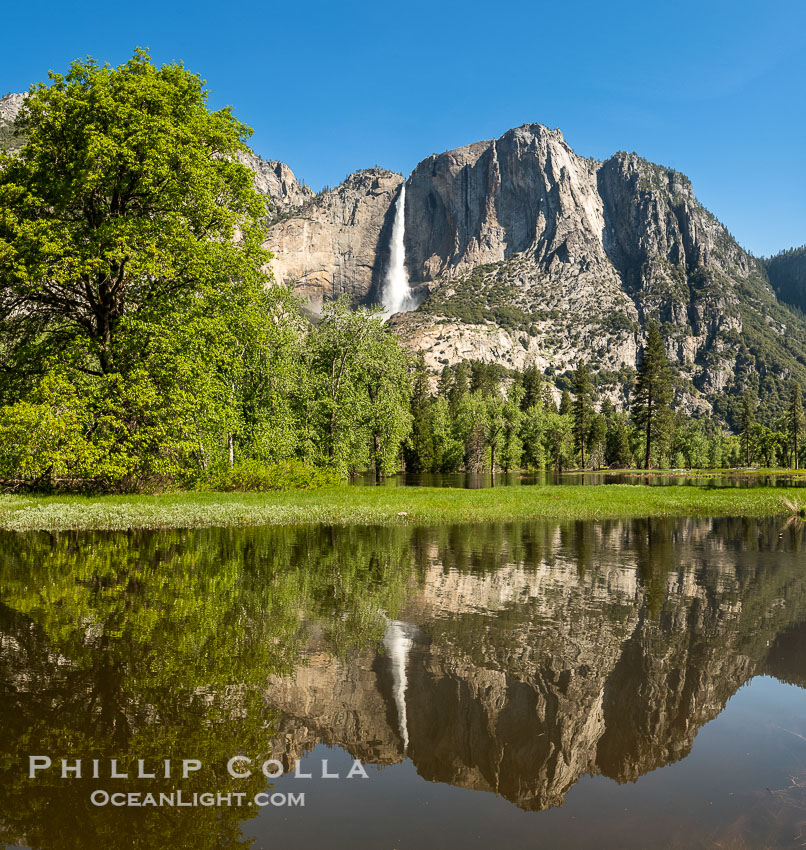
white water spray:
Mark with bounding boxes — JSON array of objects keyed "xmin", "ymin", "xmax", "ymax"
[
  {"xmin": 383, "ymin": 619, "xmax": 414, "ymax": 753},
  {"xmin": 382, "ymin": 184, "xmax": 415, "ymax": 316}
]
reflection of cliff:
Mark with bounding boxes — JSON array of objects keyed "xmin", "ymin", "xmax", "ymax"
[
  {"xmin": 265, "ymin": 518, "xmax": 806, "ymax": 812},
  {"xmin": 766, "ymin": 621, "xmax": 806, "ymax": 689},
  {"xmin": 263, "ymin": 648, "xmax": 404, "ymax": 767}
]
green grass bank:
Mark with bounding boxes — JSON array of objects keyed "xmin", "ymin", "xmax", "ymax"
[{"xmin": 0, "ymin": 484, "xmax": 804, "ymax": 532}]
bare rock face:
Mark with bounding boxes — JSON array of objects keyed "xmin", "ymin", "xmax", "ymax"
[
  {"xmin": 236, "ymin": 149, "xmax": 313, "ymax": 219},
  {"xmin": 385, "ymin": 124, "xmax": 803, "ymax": 414},
  {"xmin": 262, "ymin": 168, "xmax": 403, "ymax": 313},
  {"xmin": 0, "ymin": 92, "xmax": 25, "ymax": 123},
  {"xmin": 404, "ymin": 125, "xmax": 613, "ymax": 280},
  {"xmin": 0, "ymin": 92, "xmax": 26, "ymax": 151}
]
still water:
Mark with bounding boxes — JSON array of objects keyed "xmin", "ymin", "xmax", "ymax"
[
  {"xmin": 1, "ymin": 519, "xmax": 806, "ymax": 848},
  {"xmin": 352, "ymin": 470, "xmax": 806, "ymax": 488}
]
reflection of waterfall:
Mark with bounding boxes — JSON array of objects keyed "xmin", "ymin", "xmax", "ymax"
[
  {"xmin": 383, "ymin": 620, "xmax": 414, "ymax": 753},
  {"xmin": 382, "ymin": 185, "xmax": 415, "ymax": 316}
]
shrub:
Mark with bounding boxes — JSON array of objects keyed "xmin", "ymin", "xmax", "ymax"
[{"xmin": 199, "ymin": 460, "xmax": 342, "ymax": 492}]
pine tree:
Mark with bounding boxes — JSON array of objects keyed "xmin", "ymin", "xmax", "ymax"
[
  {"xmin": 606, "ymin": 415, "xmax": 634, "ymax": 468},
  {"xmin": 449, "ymin": 362, "xmax": 469, "ymax": 411},
  {"xmin": 404, "ymin": 354, "xmax": 434, "ymax": 473},
  {"xmin": 437, "ymin": 364, "xmax": 453, "ymax": 399},
  {"xmin": 740, "ymin": 391, "xmax": 756, "ymax": 467},
  {"xmin": 500, "ymin": 383, "xmax": 524, "ymax": 473},
  {"xmin": 631, "ymin": 320, "xmax": 673, "ymax": 469},
  {"xmin": 789, "ymin": 381, "xmax": 804, "ymax": 469},
  {"xmin": 587, "ymin": 413, "xmax": 607, "ymax": 468},
  {"xmin": 572, "ymin": 363, "xmax": 595, "ymax": 468},
  {"xmin": 521, "ymin": 364, "xmax": 542, "ymax": 410},
  {"xmin": 599, "ymin": 397, "xmax": 615, "ymax": 419},
  {"xmin": 559, "ymin": 389, "xmax": 572, "ymax": 416}
]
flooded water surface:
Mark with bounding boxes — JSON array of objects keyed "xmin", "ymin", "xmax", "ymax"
[
  {"xmin": 2, "ymin": 519, "xmax": 806, "ymax": 848},
  {"xmin": 353, "ymin": 470, "xmax": 806, "ymax": 488}
]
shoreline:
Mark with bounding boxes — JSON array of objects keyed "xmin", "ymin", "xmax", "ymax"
[{"xmin": 0, "ymin": 484, "xmax": 804, "ymax": 532}]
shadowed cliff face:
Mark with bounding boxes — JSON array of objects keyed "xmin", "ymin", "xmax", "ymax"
[
  {"xmin": 263, "ymin": 518, "xmax": 806, "ymax": 812},
  {"xmin": 766, "ymin": 246, "xmax": 806, "ymax": 313}
]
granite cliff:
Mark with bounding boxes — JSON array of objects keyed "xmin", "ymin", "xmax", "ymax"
[
  {"xmin": 262, "ymin": 167, "xmax": 403, "ymax": 313},
  {"xmin": 3, "ymin": 91, "xmax": 804, "ymax": 415},
  {"xmin": 0, "ymin": 93, "xmax": 25, "ymax": 150},
  {"xmin": 389, "ymin": 126, "xmax": 804, "ymax": 414},
  {"xmin": 253, "ymin": 121, "xmax": 806, "ymax": 416}
]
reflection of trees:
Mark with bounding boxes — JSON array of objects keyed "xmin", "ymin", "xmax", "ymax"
[
  {"xmin": 5, "ymin": 518, "xmax": 806, "ymax": 843},
  {"xmin": 0, "ymin": 526, "xmax": 417, "ymax": 850}
]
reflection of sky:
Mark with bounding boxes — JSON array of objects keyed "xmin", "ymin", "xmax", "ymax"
[{"xmin": 246, "ymin": 677, "xmax": 806, "ymax": 850}]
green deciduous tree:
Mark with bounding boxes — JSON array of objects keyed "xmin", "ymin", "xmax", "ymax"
[
  {"xmin": 543, "ymin": 411, "xmax": 574, "ymax": 472},
  {"xmin": 0, "ymin": 49, "xmax": 269, "ymax": 378},
  {"xmin": 430, "ymin": 396, "xmax": 464, "ymax": 472},
  {"xmin": 456, "ymin": 391, "xmax": 488, "ymax": 472},
  {"xmin": 520, "ymin": 403, "xmax": 546, "ymax": 470},
  {"xmin": 0, "ymin": 50, "xmax": 308, "ymax": 489},
  {"xmin": 499, "ymin": 383, "xmax": 524, "ymax": 473},
  {"xmin": 305, "ymin": 299, "xmax": 412, "ymax": 476}
]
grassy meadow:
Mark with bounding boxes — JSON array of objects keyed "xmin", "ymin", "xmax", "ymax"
[{"xmin": 0, "ymin": 483, "xmax": 804, "ymax": 532}]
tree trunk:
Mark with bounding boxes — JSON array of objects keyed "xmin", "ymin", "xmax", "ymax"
[
  {"xmin": 374, "ymin": 433, "xmax": 382, "ymax": 482},
  {"xmin": 228, "ymin": 433, "xmax": 235, "ymax": 468}
]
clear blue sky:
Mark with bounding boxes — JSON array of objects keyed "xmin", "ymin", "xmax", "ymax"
[{"xmin": 2, "ymin": 0, "xmax": 804, "ymax": 256}]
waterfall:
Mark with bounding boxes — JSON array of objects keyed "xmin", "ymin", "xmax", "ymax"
[
  {"xmin": 382, "ymin": 184, "xmax": 415, "ymax": 316},
  {"xmin": 383, "ymin": 620, "xmax": 414, "ymax": 754}
]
